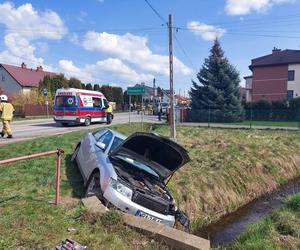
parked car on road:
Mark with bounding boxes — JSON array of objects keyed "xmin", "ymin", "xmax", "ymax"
[
  {"xmin": 153, "ymin": 102, "xmax": 170, "ymax": 115},
  {"xmin": 72, "ymin": 128, "xmax": 190, "ymax": 228}
]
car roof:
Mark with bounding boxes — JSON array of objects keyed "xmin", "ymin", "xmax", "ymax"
[{"xmin": 103, "ymin": 128, "xmax": 127, "ymax": 140}]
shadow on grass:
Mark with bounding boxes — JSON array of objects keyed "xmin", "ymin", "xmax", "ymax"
[{"xmin": 65, "ymin": 154, "xmax": 84, "ymax": 198}]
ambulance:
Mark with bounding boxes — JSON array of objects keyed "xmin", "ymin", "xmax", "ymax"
[{"xmin": 53, "ymin": 88, "xmax": 110, "ymax": 126}]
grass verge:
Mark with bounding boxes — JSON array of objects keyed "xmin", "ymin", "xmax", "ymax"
[
  {"xmin": 228, "ymin": 120, "xmax": 299, "ymax": 128},
  {"xmin": 1, "ymin": 123, "xmax": 300, "ymax": 248},
  {"xmin": 0, "ymin": 123, "xmax": 167, "ymax": 250},
  {"xmin": 229, "ymin": 193, "xmax": 300, "ymax": 250}
]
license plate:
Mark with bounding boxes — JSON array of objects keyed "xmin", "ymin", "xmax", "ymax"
[{"xmin": 135, "ymin": 210, "xmax": 162, "ymax": 223}]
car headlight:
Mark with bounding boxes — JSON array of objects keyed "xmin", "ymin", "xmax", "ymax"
[{"xmin": 109, "ymin": 178, "xmax": 133, "ymax": 200}]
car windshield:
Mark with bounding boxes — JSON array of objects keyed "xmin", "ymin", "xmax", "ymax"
[{"xmin": 115, "ymin": 154, "xmax": 159, "ymax": 178}]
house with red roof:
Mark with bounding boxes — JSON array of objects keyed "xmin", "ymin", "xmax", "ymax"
[{"xmin": 0, "ymin": 62, "xmax": 55, "ymax": 97}]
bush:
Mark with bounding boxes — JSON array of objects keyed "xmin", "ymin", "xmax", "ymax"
[{"xmin": 244, "ymin": 99, "xmax": 300, "ymax": 121}]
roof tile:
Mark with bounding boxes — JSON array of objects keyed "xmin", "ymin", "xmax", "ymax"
[{"xmin": 1, "ymin": 63, "xmax": 56, "ymax": 87}]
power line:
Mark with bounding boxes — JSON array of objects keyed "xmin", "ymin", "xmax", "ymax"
[
  {"xmin": 173, "ymin": 33, "xmax": 196, "ymax": 71},
  {"xmin": 3, "ymin": 27, "xmax": 165, "ymax": 34},
  {"xmin": 143, "ymin": 0, "xmax": 196, "ymax": 71},
  {"xmin": 144, "ymin": 0, "xmax": 167, "ymax": 25},
  {"xmin": 176, "ymin": 26, "xmax": 300, "ymax": 39},
  {"xmin": 189, "ymin": 13, "xmax": 300, "ymax": 27}
]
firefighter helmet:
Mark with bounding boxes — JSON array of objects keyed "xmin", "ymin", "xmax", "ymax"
[{"xmin": 0, "ymin": 94, "xmax": 8, "ymax": 101}]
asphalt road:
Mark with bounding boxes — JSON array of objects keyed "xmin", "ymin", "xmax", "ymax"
[{"xmin": 0, "ymin": 112, "xmax": 161, "ymax": 146}]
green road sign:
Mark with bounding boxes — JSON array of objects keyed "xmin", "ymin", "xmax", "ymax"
[{"xmin": 127, "ymin": 86, "xmax": 145, "ymax": 95}]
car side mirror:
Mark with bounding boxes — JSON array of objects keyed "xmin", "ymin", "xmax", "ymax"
[{"xmin": 96, "ymin": 142, "xmax": 106, "ymax": 150}]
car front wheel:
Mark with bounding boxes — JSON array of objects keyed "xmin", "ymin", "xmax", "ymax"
[{"xmin": 85, "ymin": 171, "xmax": 102, "ymax": 199}]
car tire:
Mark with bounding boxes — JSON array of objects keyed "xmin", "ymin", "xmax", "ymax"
[
  {"xmin": 84, "ymin": 117, "xmax": 91, "ymax": 126},
  {"xmin": 71, "ymin": 145, "xmax": 80, "ymax": 163},
  {"xmin": 85, "ymin": 171, "xmax": 103, "ymax": 199},
  {"xmin": 61, "ymin": 122, "xmax": 69, "ymax": 126}
]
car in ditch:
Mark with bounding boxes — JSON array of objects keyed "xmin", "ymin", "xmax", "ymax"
[{"xmin": 72, "ymin": 128, "xmax": 190, "ymax": 228}]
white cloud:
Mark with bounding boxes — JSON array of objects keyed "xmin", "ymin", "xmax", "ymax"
[
  {"xmin": 59, "ymin": 58, "xmax": 154, "ymax": 84},
  {"xmin": 86, "ymin": 58, "xmax": 154, "ymax": 82},
  {"xmin": 59, "ymin": 60, "xmax": 93, "ymax": 82},
  {"xmin": 225, "ymin": 0, "xmax": 294, "ymax": 15},
  {"xmin": 69, "ymin": 33, "xmax": 80, "ymax": 45},
  {"xmin": 187, "ymin": 21, "xmax": 226, "ymax": 41},
  {"xmin": 0, "ymin": 2, "xmax": 67, "ymax": 40},
  {"xmin": 0, "ymin": 2, "xmax": 67, "ymax": 68},
  {"xmin": 82, "ymin": 31, "xmax": 192, "ymax": 76},
  {"xmin": 35, "ymin": 42, "xmax": 49, "ymax": 54}
]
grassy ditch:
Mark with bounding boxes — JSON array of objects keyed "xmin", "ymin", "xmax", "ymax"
[
  {"xmin": 164, "ymin": 126, "xmax": 300, "ymax": 230},
  {"xmin": 1, "ymin": 123, "xmax": 300, "ymax": 248},
  {"xmin": 229, "ymin": 193, "xmax": 300, "ymax": 249}
]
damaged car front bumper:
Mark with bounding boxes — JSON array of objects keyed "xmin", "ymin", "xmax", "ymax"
[{"xmin": 103, "ymin": 183, "xmax": 176, "ymax": 227}]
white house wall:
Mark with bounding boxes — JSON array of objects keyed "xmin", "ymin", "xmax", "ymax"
[
  {"xmin": 22, "ymin": 87, "xmax": 32, "ymax": 94},
  {"xmin": 288, "ymin": 64, "xmax": 300, "ymax": 98}
]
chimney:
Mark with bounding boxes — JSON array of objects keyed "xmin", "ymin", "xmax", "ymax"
[
  {"xmin": 21, "ymin": 62, "xmax": 27, "ymax": 69},
  {"xmin": 272, "ymin": 47, "xmax": 281, "ymax": 54},
  {"xmin": 36, "ymin": 66, "xmax": 43, "ymax": 71}
]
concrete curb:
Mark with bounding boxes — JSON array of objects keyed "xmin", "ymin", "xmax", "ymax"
[{"xmin": 82, "ymin": 196, "xmax": 210, "ymax": 250}]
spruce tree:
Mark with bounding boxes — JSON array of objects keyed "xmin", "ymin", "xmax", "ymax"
[{"xmin": 190, "ymin": 39, "xmax": 243, "ymax": 122}]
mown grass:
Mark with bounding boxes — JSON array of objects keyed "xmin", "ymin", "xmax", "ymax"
[
  {"xmin": 228, "ymin": 120, "xmax": 299, "ymax": 128},
  {"xmin": 1, "ymin": 123, "xmax": 300, "ymax": 249},
  {"xmin": 229, "ymin": 193, "xmax": 300, "ymax": 250}
]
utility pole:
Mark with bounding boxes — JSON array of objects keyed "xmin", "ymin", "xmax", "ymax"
[
  {"xmin": 168, "ymin": 14, "xmax": 176, "ymax": 140},
  {"xmin": 153, "ymin": 78, "xmax": 156, "ymax": 113}
]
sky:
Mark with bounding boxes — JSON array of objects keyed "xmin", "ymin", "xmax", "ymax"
[{"xmin": 0, "ymin": 0, "xmax": 300, "ymax": 94}]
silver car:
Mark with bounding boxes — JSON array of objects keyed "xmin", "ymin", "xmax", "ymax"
[{"xmin": 72, "ymin": 128, "xmax": 190, "ymax": 227}]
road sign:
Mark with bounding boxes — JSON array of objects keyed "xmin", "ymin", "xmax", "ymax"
[
  {"xmin": 43, "ymin": 88, "xmax": 48, "ymax": 96},
  {"xmin": 127, "ymin": 86, "xmax": 145, "ymax": 95}
]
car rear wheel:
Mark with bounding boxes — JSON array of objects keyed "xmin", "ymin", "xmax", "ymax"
[
  {"xmin": 61, "ymin": 122, "xmax": 69, "ymax": 126},
  {"xmin": 85, "ymin": 171, "xmax": 103, "ymax": 199},
  {"xmin": 84, "ymin": 117, "xmax": 91, "ymax": 126}
]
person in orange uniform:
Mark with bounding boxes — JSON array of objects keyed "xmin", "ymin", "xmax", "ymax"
[{"xmin": 0, "ymin": 95, "xmax": 14, "ymax": 138}]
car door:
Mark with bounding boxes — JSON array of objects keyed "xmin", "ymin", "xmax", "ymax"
[
  {"xmin": 76, "ymin": 130, "xmax": 106, "ymax": 181},
  {"xmin": 92, "ymin": 97, "xmax": 103, "ymax": 122},
  {"xmin": 87, "ymin": 130, "xmax": 113, "ymax": 180}
]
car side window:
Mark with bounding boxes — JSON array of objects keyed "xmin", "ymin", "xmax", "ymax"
[
  {"xmin": 103, "ymin": 98, "xmax": 109, "ymax": 108},
  {"xmin": 93, "ymin": 129, "xmax": 108, "ymax": 141},
  {"xmin": 93, "ymin": 97, "xmax": 102, "ymax": 108},
  {"xmin": 98, "ymin": 131, "xmax": 113, "ymax": 150},
  {"xmin": 109, "ymin": 137, "xmax": 124, "ymax": 154}
]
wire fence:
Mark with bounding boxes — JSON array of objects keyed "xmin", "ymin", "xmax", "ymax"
[{"xmin": 184, "ymin": 108, "xmax": 300, "ymax": 129}]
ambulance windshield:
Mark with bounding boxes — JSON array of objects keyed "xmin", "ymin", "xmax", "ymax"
[{"xmin": 55, "ymin": 96, "xmax": 76, "ymax": 107}]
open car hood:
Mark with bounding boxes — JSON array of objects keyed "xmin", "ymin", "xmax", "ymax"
[{"xmin": 110, "ymin": 132, "xmax": 190, "ymax": 180}]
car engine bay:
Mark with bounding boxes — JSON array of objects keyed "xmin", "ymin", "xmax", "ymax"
[{"xmin": 111, "ymin": 157, "xmax": 177, "ymax": 215}]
